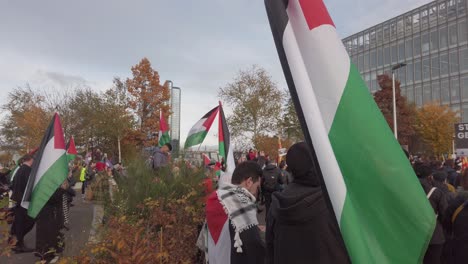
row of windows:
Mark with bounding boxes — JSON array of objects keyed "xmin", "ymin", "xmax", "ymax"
[
  {"xmin": 344, "ymin": 0, "xmax": 466, "ymax": 54},
  {"xmin": 351, "ymin": 20, "xmax": 468, "ymax": 72}
]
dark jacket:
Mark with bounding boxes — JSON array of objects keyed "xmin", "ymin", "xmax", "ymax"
[
  {"xmin": 262, "ymin": 164, "xmax": 283, "ymax": 193},
  {"xmin": 266, "ymin": 182, "xmax": 349, "ymax": 264},
  {"xmin": 443, "ymin": 190, "xmax": 468, "ymax": 264},
  {"xmin": 420, "ymin": 178, "xmax": 448, "ymax": 245},
  {"xmin": 152, "ymin": 147, "xmax": 169, "ymax": 169},
  {"xmin": 10, "ymin": 164, "xmax": 32, "ymax": 203},
  {"xmin": 444, "ymin": 166, "xmax": 459, "ymax": 187}
]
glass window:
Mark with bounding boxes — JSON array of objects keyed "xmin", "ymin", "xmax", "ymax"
[
  {"xmin": 414, "ymin": 60, "xmax": 422, "ymax": 82},
  {"xmin": 441, "ymin": 79, "xmax": 450, "ymax": 104},
  {"xmin": 421, "ymin": 9, "xmax": 429, "ymax": 28},
  {"xmin": 422, "ymin": 32, "xmax": 430, "ymax": 54},
  {"xmin": 450, "ymin": 51, "xmax": 459, "ymax": 74},
  {"xmin": 423, "ymin": 58, "xmax": 430, "ymax": 80},
  {"xmin": 462, "ymin": 103, "xmax": 468, "ymax": 122},
  {"xmin": 458, "ymin": 0, "xmax": 466, "ymax": 16},
  {"xmin": 370, "ymin": 72, "xmax": 377, "ymax": 91},
  {"xmin": 398, "ymin": 42, "xmax": 405, "ymax": 61},
  {"xmin": 406, "ymin": 39, "xmax": 413, "ymax": 58},
  {"xmin": 407, "ymin": 87, "xmax": 414, "ymax": 102},
  {"xmin": 423, "ymin": 84, "xmax": 431, "ymax": 103},
  {"xmin": 431, "ymin": 55, "xmax": 440, "ymax": 78},
  {"xmin": 430, "ymin": 30, "xmax": 438, "ymax": 51},
  {"xmin": 376, "ymin": 27, "xmax": 383, "ymax": 44},
  {"xmin": 391, "ymin": 44, "xmax": 398, "ymax": 63},
  {"xmin": 370, "ymin": 50, "xmax": 377, "ymax": 69},
  {"xmin": 440, "ymin": 27, "xmax": 448, "ymax": 49},
  {"xmin": 452, "ymin": 77, "xmax": 460, "ymax": 104},
  {"xmin": 459, "ymin": 20, "xmax": 467, "ymax": 43},
  {"xmin": 460, "ymin": 48, "xmax": 468, "ymax": 72},
  {"xmin": 407, "ymin": 63, "xmax": 414, "ymax": 83},
  {"xmin": 364, "ymin": 33, "xmax": 370, "ymax": 49},
  {"xmin": 439, "ymin": 2, "xmax": 447, "ymax": 21},
  {"xmin": 359, "ymin": 35, "xmax": 364, "ymax": 51},
  {"xmin": 370, "ymin": 30, "xmax": 376, "ymax": 47},
  {"xmin": 441, "ymin": 53, "xmax": 449, "ymax": 75},
  {"xmin": 449, "ymin": 23, "xmax": 458, "ymax": 46},
  {"xmin": 364, "ymin": 53, "xmax": 370, "ymax": 71},
  {"xmin": 462, "ymin": 76, "xmax": 468, "ymax": 102},
  {"xmin": 397, "ymin": 19, "xmax": 404, "ymax": 37},
  {"xmin": 399, "ymin": 66, "xmax": 406, "ymax": 86},
  {"xmin": 414, "ymin": 35, "xmax": 421, "ymax": 56},
  {"xmin": 358, "ymin": 54, "xmax": 364, "ymax": 70},
  {"xmin": 429, "ymin": 4, "xmax": 438, "ymax": 24},
  {"xmin": 415, "ymin": 85, "xmax": 423, "ymax": 106},
  {"xmin": 413, "ymin": 13, "xmax": 420, "ymax": 31},
  {"xmin": 377, "ymin": 48, "xmax": 384, "ymax": 66},
  {"xmin": 383, "ymin": 24, "xmax": 390, "ymax": 41},
  {"xmin": 390, "ymin": 21, "xmax": 397, "ymax": 39},
  {"xmin": 432, "ymin": 81, "xmax": 441, "ymax": 103},
  {"xmin": 448, "ymin": 0, "xmax": 457, "ymax": 19},
  {"xmin": 405, "ymin": 15, "xmax": 413, "ymax": 35},
  {"xmin": 352, "ymin": 56, "xmax": 358, "ymax": 66},
  {"xmin": 384, "ymin": 46, "xmax": 391, "ymax": 65}
]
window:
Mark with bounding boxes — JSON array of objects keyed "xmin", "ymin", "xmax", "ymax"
[
  {"xmin": 415, "ymin": 85, "xmax": 423, "ymax": 106},
  {"xmin": 462, "ymin": 103, "xmax": 468, "ymax": 122},
  {"xmin": 352, "ymin": 56, "xmax": 358, "ymax": 66},
  {"xmin": 370, "ymin": 50, "xmax": 377, "ymax": 69},
  {"xmin": 414, "ymin": 60, "xmax": 422, "ymax": 82},
  {"xmin": 364, "ymin": 33, "xmax": 370, "ymax": 49},
  {"xmin": 429, "ymin": 4, "xmax": 438, "ymax": 24},
  {"xmin": 440, "ymin": 27, "xmax": 448, "ymax": 49},
  {"xmin": 414, "ymin": 35, "xmax": 421, "ymax": 56},
  {"xmin": 405, "ymin": 15, "xmax": 413, "ymax": 35},
  {"xmin": 390, "ymin": 21, "xmax": 397, "ymax": 40},
  {"xmin": 397, "ymin": 19, "xmax": 404, "ymax": 37},
  {"xmin": 358, "ymin": 55, "xmax": 364, "ymax": 70},
  {"xmin": 384, "ymin": 46, "xmax": 391, "ymax": 65},
  {"xmin": 462, "ymin": 76, "xmax": 468, "ymax": 102},
  {"xmin": 421, "ymin": 9, "xmax": 429, "ymax": 30},
  {"xmin": 371, "ymin": 72, "xmax": 377, "ymax": 91},
  {"xmin": 452, "ymin": 77, "xmax": 460, "ymax": 104},
  {"xmin": 430, "ymin": 30, "xmax": 439, "ymax": 51},
  {"xmin": 376, "ymin": 27, "xmax": 383, "ymax": 44},
  {"xmin": 458, "ymin": 0, "xmax": 466, "ymax": 16},
  {"xmin": 377, "ymin": 48, "xmax": 383, "ymax": 66},
  {"xmin": 364, "ymin": 53, "xmax": 370, "ymax": 71},
  {"xmin": 431, "ymin": 55, "xmax": 440, "ymax": 78},
  {"xmin": 370, "ymin": 30, "xmax": 377, "ymax": 47},
  {"xmin": 423, "ymin": 84, "xmax": 431, "ymax": 103},
  {"xmin": 391, "ymin": 44, "xmax": 398, "ymax": 63},
  {"xmin": 441, "ymin": 53, "xmax": 449, "ymax": 75},
  {"xmin": 448, "ymin": 0, "xmax": 457, "ymax": 19},
  {"xmin": 441, "ymin": 79, "xmax": 450, "ymax": 104},
  {"xmin": 422, "ymin": 32, "xmax": 430, "ymax": 54},
  {"xmin": 450, "ymin": 51, "xmax": 459, "ymax": 74},
  {"xmin": 413, "ymin": 13, "xmax": 420, "ymax": 31},
  {"xmin": 423, "ymin": 58, "xmax": 430, "ymax": 80},
  {"xmin": 406, "ymin": 39, "xmax": 413, "ymax": 58},
  {"xmin": 460, "ymin": 48, "xmax": 468, "ymax": 72},
  {"xmin": 398, "ymin": 42, "xmax": 405, "ymax": 61},
  {"xmin": 399, "ymin": 66, "xmax": 406, "ymax": 86},
  {"xmin": 439, "ymin": 2, "xmax": 447, "ymax": 21},
  {"xmin": 449, "ymin": 23, "xmax": 458, "ymax": 46},
  {"xmin": 432, "ymin": 81, "xmax": 441, "ymax": 103},
  {"xmin": 359, "ymin": 35, "xmax": 364, "ymax": 51},
  {"xmin": 407, "ymin": 63, "xmax": 414, "ymax": 83},
  {"xmin": 407, "ymin": 87, "xmax": 414, "ymax": 102},
  {"xmin": 459, "ymin": 20, "xmax": 467, "ymax": 43},
  {"xmin": 383, "ymin": 24, "xmax": 390, "ymax": 41}
]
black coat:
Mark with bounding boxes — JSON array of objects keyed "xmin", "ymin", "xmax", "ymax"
[
  {"xmin": 420, "ymin": 178, "xmax": 448, "ymax": 245},
  {"xmin": 443, "ymin": 190, "xmax": 468, "ymax": 264},
  {"xmin": 10, "ymin": 164, "xmax": 32, "ymax": 204},
  {"xmin": 266, "ymin": 182, "xmax": 350, "ymax": 264}
]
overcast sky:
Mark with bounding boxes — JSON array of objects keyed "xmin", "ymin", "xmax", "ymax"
[{"xmin": 0, "ymin": 0, "xmax": 432, "ymax": 146}]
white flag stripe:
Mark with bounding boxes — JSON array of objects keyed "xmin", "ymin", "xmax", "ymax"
[
  {"xmin": 286, "ymin": 0, "xmax": 350, "ymax": 133},
  {"xmin": 33, "ymin": 137, "xmax": 66, "ymax": 187},
  {"xmin": 188, "ymin": 118, "xmax": 207, "ymax": 135},
  {"xmin": 283, "ymin": 22, "xmax": 346, "ymax": 222}
]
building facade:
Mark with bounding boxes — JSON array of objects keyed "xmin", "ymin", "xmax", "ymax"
[
  {"xmin": 343, "ymin": 0, "xmax": 468, "ymax": 121},
  {"xmin": 169, "ymin": 86, "xmax": 181, "ymax": 155}
]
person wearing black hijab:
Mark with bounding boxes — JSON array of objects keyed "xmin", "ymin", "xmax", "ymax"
[{"xmin": 265, "ymin": 142, "xmax": 349, "ymax": 264}]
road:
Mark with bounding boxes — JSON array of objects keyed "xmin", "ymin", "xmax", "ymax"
[{"xmin": 0, "ymin": 186, "xmax": 95, "ymax": 264}]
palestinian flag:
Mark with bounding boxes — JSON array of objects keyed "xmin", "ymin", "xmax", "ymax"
[
  {"xmin": 158, "ymin": 111, "xmax": 171, "ymax": 147},
  {"xmin": 66, "ymin": 136, "xmax": 78, "ymax": 162},
  {"xmin": 218, "ymin": 102, "xmax": 235, "ymax": 183},
  {"xmin": 184, "ymin": 106, "xmax": 219, "ymax": 149},
  {"xmin": 21, "ymin": 113, "xmax": 69, "ymax": 218},
  {"xmin": 265, "ymin": 1, "xmax": 435, "ymax": 263},
  {"xmin": 202, "ymin": 153, "xmax": 211, "ymax": 166}
]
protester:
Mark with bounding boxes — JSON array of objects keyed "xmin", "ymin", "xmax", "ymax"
[
  {"xmin": 444, "ymin": 159, "xmax": 459, "ymax": 187},
  {"xmin": 257, "ymin": 151, "xmax": 267, "ymax": 169},
  {"xmin": 261, "ymin": 160, "xmax": 283, "ymax": 220},
  {"xmin": 265, "ymin": 142, "xmax": 349, "ymax": 264},
  {"xmin": 200, "ymin": 161, "xmax": 265, "ymax": 264},
  {"xmin": 9, "ymin": 154, "xmax": 35, "ymax": 253},
  {"xmin": 152, "ymin": 143, "xmax": 172, "ymax": 169},
  {"xmin": 443, "ymin": 169, "xmax": 468, "ymax": 264},
  {"xmin": 416, "ymin": 165, "xmax": 448, "ymax": 264},
  {"xmin": 278, "ymin": 160, "xmax": 291, "ymax": 186}
]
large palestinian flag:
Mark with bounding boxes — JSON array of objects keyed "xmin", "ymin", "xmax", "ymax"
[
  {"xmin": 66, "ymin": 136, "xmax": 78, "ymax": 162},
  {"xmin": 265, "ymin": 0, "xmax": 435, "ymax": 262},
  {"xmin": 218, "ymin": 102, "xmax": 235, "ymax": 183},
  {"xmin": 158, "ymin": 111, "xmax": 171, "ymax": 147},
  {"xmin": 21, "ymin": 113, "xmax": 69, "ymax": 218},
  {"xmin": 184, "ymin": 106, "xmax": 219, "ymax": 149}
]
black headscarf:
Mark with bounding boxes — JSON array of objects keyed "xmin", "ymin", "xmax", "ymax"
[{"xmin": 286, "ymin": 142, "xmax": 320, "ymax": 187}]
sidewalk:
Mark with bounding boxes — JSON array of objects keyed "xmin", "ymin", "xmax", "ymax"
[{"xmin": 0, "ymin": 185, "xmax": 96, "ymax": 264}]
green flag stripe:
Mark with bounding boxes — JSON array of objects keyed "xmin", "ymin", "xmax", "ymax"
[
  {"xmin": 329, "ymin": 64, "xmax": 436, "ymax": 263},
  {"xmin": 158, "ymin": 131, "xmax": 171, "ymax": 147},
  {"xmin": 184, "ymin": 131, "xmax": 208, "ymax": 148},
  {"xmin": 28, "ymin": 154, "xmax": 69, "ymax": 218},
  {"xmin": 219, "ymin": 141, "xmax": 226, "ymax": 160}
]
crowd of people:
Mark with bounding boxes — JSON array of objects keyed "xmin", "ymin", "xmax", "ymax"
[
  {"xmin": 198, "ymin": 143, "xmax": 468, "ymax": 264},
  {"xmin": 0, "ymin": 149, "xmax": 119, "ymax": 262}
]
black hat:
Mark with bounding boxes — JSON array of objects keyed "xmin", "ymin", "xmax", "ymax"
[
  {"xmin": 433, "ymin": 170, "xmax": 448, "ymax": 182},
  {"xmin": 286, "ymin": 142, "xmax": 320, "ymax": 186}
]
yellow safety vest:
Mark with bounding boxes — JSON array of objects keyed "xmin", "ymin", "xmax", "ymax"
[{"xmin": 80, "ymin": 167, "xmax": 87, "ymax": 182}]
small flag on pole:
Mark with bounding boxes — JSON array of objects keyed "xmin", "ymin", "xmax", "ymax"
[{"xmin": 158, "ymin": 111, "xmax": 171, "ymax": 147}]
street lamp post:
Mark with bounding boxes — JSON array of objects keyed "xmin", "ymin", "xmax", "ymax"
[{"xmin": 391, "ymin": 63, "xmax": 407, "ymax": 140}]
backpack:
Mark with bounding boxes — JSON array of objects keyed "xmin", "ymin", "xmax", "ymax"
[{"xmin": 263, "ymin": 168, "xmax": 280, "ymax": 192}]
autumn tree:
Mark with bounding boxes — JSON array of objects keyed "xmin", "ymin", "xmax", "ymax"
[
  {"xmin": 218, "ymin": 65, "xmax": 284, "ymax": 148},
  {"xmin": 253, "ymin": 134, "xmax": 294, "ymax": 161},
  {"xmin": 126, "ymin": 58, "xmax": 171, "ymax": 147},
  {"xmin": 374, "ymin": 74, "xmax": 416, "ymax": 145},
  {"xmin": 279, "ymin": 97, "xmax": 303, "ymax": 142},
  {"xmin": 1, "ymin": 86, "xmax": 51, "ymax": 153},
  {"xmin": 414, "ymin": 102, "xmax": 459, "ymax": 157}
]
